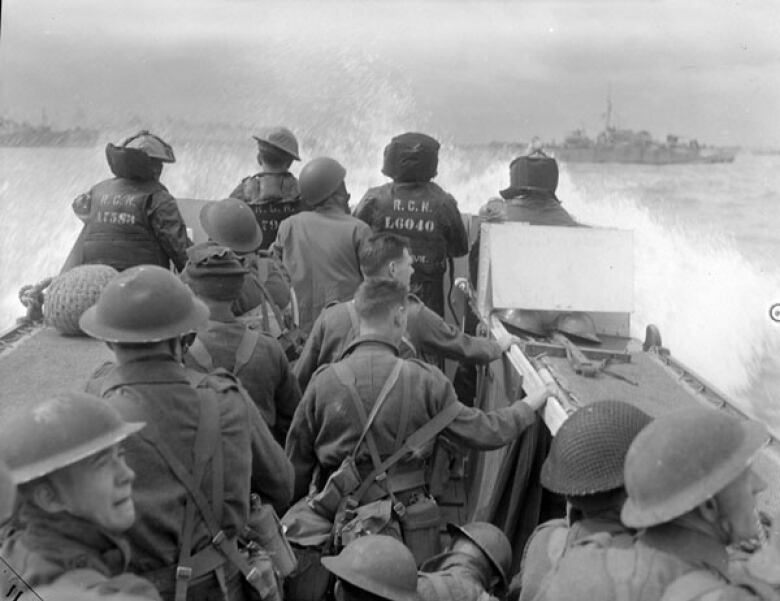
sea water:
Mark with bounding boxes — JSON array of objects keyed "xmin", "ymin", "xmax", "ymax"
[{"xmin": 1, "ymin": 143, "xmax": 778, "ymax": 431}]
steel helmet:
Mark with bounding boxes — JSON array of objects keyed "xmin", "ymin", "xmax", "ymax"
[
  {"xmin": 0, "ymin": 392, "xmax": 145, "ymax": 484},
  {"xmin": 500, "ymin": 150, "xmax": 559, "ymax": 200},
  {"xmin": 541, "ymin": 400, "xmax": 652, "ymax": 496},
  {"xmin": 621, "ymin": 407, "xmax": 768, "ymax": 529},
  {"xmin": 554, "ymin": 312, "xmax": 601, "ymax": 344},
  {"xmin": 253, "ymin": 126, "xmax": 300, "ymax": 161},
  {"xmin": 447, "ymin": 522, "xmax": 512, "ymax": 589},
  {"xmin": 199, "ymin": 198, "xmax": 264, "ymax": 253},
  {"xmin": 44, "ymin": 264, "xmax": 118, "ymax": 335},
  {"xmin": 495, "ymin": 309, "xmax": 545, "ymax": 337},
  {"xmin": 121, "ymin": 130, "xmax": 176, "ymax": 163},
  {"xmin": 79, "ymin": 265, "xmax": 209, "ymax": 343},
  {"xmin": 321, "ymin": 535, "xmax": 421, "ymax": 601},
  {"xmin": 299, "ymin": 157, "xmax": 347, "ymax": 207}
]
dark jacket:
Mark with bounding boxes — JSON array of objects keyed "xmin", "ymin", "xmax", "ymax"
[
  {"xmin": 272, "ymin": 198, "xmax": 372, "ymax": 335},
  {"xmin": 184, "ymin": 317, "xmax": 301, "ymax": 445},
  {"xmin": 0, "ymin": 504, "xmax": 160, "ymax": 599},
  {"xmin": 86, "ymin": 358, "xmax": 294, "ymax": 575},
  {"xmin": 76, "ymin": 177, "xmax": 190, "ymax": 271},
  {"xmin": 294, "ymin": 295, "xmax": 502, "ymax": 392},
  {"xmin": 230, "ymin": 172, "xmax": 301, "ymax": 251},
  {"xmin": 285, "ymin": 336, "xmax": 537, "ymax": 502}
]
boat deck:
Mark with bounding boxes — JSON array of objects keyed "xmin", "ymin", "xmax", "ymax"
[{"xmin": 0, "ymin": 326, "xmax": 111, "ymax": 419}]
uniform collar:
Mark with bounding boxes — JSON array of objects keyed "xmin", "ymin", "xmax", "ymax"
[
  {"xmin": 340, "ymin": 335, "xmax": 401, "ymax": 359},
  {"xmin": 642, "ymin": 518, "xmax": 730, "ymax": 576},
  {"xmin": 101, "ymin": 356, "xmax": 190, "ymax": 395}
]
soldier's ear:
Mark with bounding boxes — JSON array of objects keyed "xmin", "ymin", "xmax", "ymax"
[
  {"xmin": 698, "ymin": 497, "xmax": 720, "ymax": 525},
  {"xmin": 30, "ymin": 480, "xmax": 67, "ymax": 514}
]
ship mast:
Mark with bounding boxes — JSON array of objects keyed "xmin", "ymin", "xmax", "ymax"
[{"xmin": 605, "ymin": 87, "xmax": 612, "ymax": 130}]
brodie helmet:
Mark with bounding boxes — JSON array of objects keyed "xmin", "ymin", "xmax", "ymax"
[
  {"xmin": 621, "ymin": 407, "xmax": 768, "ymax": 529},
  {"xmin": 0, "ymin": 392, "xmax": 145, "ymax": 484},
  {"xmin": 322, "ymin": 535, "xmax": 420, "ymax": 601},
  {"xmin": 447, "ymin": 522, "xmax": 512, "ymax": 590},
  {"xmin": 79, "ymin": 265, "xmax": 209, "ymax": 343},
  {"xmin": 299, "ymin": 157, "xmax": 347, "ymax": 208},
  {"xmin": 253, "ymin": 126, "xmax": 300, "ymax": 161},
  {"xmin": 554, "ymin": 312, "xmax": 601, "ymax": 344},
  {"xmin": 541, "ymin": 400, "xmax": 652, "ymax": 496},
  {"xmin": 199, "ymin": 198, "xmax": 264, "ymax": 253},
  {"xmin": 495, "ymin": 309, "xmax": 546, "ymax": 338}
]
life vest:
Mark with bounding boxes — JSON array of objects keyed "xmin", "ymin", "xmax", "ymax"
[
  {"xmin": 239, "ymin": 172, "xmax": 301, "ymax": 250},
  {"xmin": 82, "ymin": 178, "xmax": 169, "ymax": 271},
  {"xmin": 361, "ymin": 182, "xmax": 458, "ymax": 279}
]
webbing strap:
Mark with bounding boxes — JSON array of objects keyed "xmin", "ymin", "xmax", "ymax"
[
  {"xmin": 346, "ymin": 301, "xmax": 359, "ymax": 336},
  {"xmin": 187, "ymin": 339, "xmax": 214, "ymax": 372},
  {"xmin": 332, "ymin": 359, "xmax": 404, "ymax": 466},
  {"xmin": 234, "ymin": 329, "xmax": 260, "ymax": 374},
  {"xmin": 354, "ymin": 401, "xmax": 462, "ymax": 502},
  {"xmin": 394, "ymin": 368, "xmax": 411, "ymax": 452}
]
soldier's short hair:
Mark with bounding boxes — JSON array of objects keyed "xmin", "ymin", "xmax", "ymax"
[
  {"xmin": 354, "ymin": 278, "xmax": 408, "ymax": 322},
  {"xmin": 359, "ymin": 233, "xmax": 410, "ymax": 277},
  {"xmin": 257, "ymin": 141, "xmax": 294, "ymax": 170}
]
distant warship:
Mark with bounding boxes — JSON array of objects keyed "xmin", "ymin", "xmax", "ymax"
[{"xmin": 547, "ymin": 96, "xmax": 737, "ymax": 165}]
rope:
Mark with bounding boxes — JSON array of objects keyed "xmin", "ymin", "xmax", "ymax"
[{"xmin": 17, "ymin": 277, "xmax": 53, "ymax": 323}]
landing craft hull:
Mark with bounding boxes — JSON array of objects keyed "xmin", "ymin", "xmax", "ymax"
[{"xmin": 1, "ymin": 205, "xmax": 778, "ymax": 574}]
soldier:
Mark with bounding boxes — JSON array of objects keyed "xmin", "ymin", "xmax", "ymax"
[
  {"xmin": 79, "ymin": 265, "xmax": 293, "ymax": 601},
  {"xmin": 418, "ymin": 522, "xmax": 511, "ymax": 601},
  {"xmin": 273, "ymin": 157, "xmax": 372, "ymax": 335},
  {"xmin": 228, "ymin": 127, "xmax": 302, "ymax": 250},
  {"xmin": 285, "ymin": 278, "xmax": 553, "ymax": 561},
  {"xmin": 533, "ymin": 407, "xmax": 777, "ymax": 601},
  {"xmin": 199, "ymin": 197, "xmax": 291, "ymax": 326},
  {"xmin": 71, "ymin": 130, "xmax": 190, "ymax": 272},
  {"xmin": 295, "ymin": 232, "xmax": 516, "ymax": 392},
  {"xmin": 322, "ymin": 535, "xmax": 421, "ymax": 601},
  {"xmin": 0, "ymin": 392, "xmax": 160, "ymax": 599},
  {"xmin": 511, "ymin": 400, "xmax": 652, "ymax": 601},
  {"xmin": 355, "ymin": 132, "xmax": 468, "ymax": 316},
  {"xmin": 182, "ymin": 244, "xmax": 301, "ymax": 445}
]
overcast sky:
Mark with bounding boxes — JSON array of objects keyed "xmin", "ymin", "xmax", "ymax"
[{"xmin": 1, "ymin": 0, "xmax": 778, "ymax": 146}]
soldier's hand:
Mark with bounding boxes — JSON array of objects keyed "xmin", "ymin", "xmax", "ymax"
[
  {"xmin": 499, "ymin": 335, "xmax": 523, "ymax": 353},
  {"xmin": 522, "ymin": 381, "xmax": 557, "ymax": 411}
]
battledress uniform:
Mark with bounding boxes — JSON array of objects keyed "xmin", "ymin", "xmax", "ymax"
[
  {"xmin": 1, "ymin": 505, "xmax": 160, "ymax": 600},
  {"xmin": 185, "ymin": 317, "xmax": 301, "ymax": 445},
  {"xmin": 294, "ymin": 294, "xmax": 503, "ymax": 392},
  {"xmin": 272, "ymin": 197, "xmax": 371, "ymax": 335},
  {"xmin": 286, "ymin": 335, "xmax": 538, "ymax": 503},
  {"xmin": 85, "ymin": 358, "xmax": 293, "ymax": 601},
  {"xmin": 418, "ymin": 553, "xmax": 498, "ymax": 601}
]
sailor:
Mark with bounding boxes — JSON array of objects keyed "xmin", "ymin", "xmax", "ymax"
[
  {"xmin": 79, "ymin": 265, "xmax": 293, "ymax": 601},
  {"xmin": 181, "ymin": 244, "xmax": 301, "ymax": 445},
  {"xmin": 294, "ymin": 232, "xmax": 516, "ymax": 392},
  {"xmin": 468, "ymin": 149, "xmax": 579, "ymax": 285},
  {"xmin": 285, "ymin": 278, "xmax": 553, "ymax": 561},
  {"xmin": 72, "ymin": 130, "xmax": 190, "ymax": 272},
  {"xmin": 272, "ymin": 156, "xmax": 372, "ymax": 335},
  {"xmin": 0, "ymin": 392, "xmax": 160, "ymax": 600},
  {"xmin": 355, "ymin": 132, "xmax": 468, "ymax": 317},
  {"xmin": 228, "ymin": 126, "xmax": 302, "ymax": 250},
  {"xmin": 198, "ymin": 197, "xmax": 292, "ymax": 324},
  {"xmin": 532, "ymin": 407, "xmax": 777, "ymax": 601},
  {"xmin": 418, "ymin": 522, "xmax": 512, "ymax": 601},
  {"xmin": 321, "ymin": 535, "xmax": 421, "ymax": 601},
  {"xmin": 511, "ymin": 400, "xmax": 652, "ymax": 601}
]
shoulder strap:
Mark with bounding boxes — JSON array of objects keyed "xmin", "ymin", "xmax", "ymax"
[
  {"xmin": 186, "ymin": 340, "xmax": 214, "ymax": 372},
  {"xmin": 332, "ymin": 359, "xmax": 404, "ymax": 464},
  {"xmin": 353, "ymin": 400, "xmax": 462, "ymax": 502},
  {"xmin": 660, "ymin": 570, "xmax": 726, "ymax": 601},
  {"xmin": 346, "ymin": 300, "xmax": 359, "ymax": 336},
  {"xmin": 234, "ymin": 328, "xmax": 260, "ymax": 374},
  {"xmin": 545, "ymin": 526, "xmax": 570, "ymax": 565}
]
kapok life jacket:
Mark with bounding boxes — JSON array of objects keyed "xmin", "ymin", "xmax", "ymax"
[
  {"xmin": 356, "ymin": 182, "xmax": 467, "ymax": 280},
  {"xmin": 82, "ymin": 177, "xmax": 170, "ymax": 271},
  {"xmin": 235, "ymin": 172, "xmax": 301, "ymax": 250}
]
